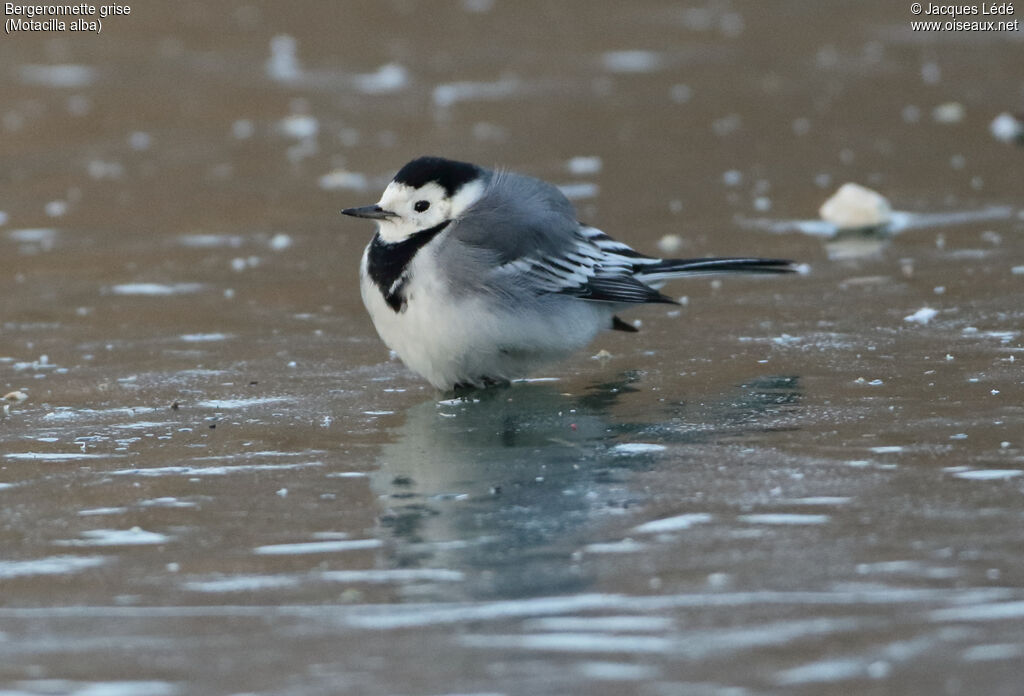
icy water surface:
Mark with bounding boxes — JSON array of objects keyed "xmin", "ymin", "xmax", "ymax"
[{"xmin": 2, "ymin": 1, "xmax": 1023, "ymax": 694}]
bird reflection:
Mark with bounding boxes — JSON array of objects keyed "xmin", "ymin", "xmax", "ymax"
[{"xmin": 370, "ymin": 374, "xmax": 801, "ymax": 598}]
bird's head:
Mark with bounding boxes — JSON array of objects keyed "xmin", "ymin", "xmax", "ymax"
[{"xmin": 342, "ymin": 156, "xmax": 488, "ymax": 243}]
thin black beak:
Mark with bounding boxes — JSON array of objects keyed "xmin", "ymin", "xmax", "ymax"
[{"xmin": 341, "ymin": 205, "xmax": 395, "ymax": 220}]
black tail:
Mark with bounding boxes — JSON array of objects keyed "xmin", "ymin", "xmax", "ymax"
[{"xmin": 637, "ymin": 257, "xmax": 796, "ymax": 283}]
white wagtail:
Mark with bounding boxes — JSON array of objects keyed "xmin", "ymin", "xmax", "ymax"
[{"xmin": 343, "ymin": 156, "xmax": 794, "ymax": 391}]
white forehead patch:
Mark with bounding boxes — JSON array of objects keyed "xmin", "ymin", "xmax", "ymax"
[{"xmin": 377, "ymin": 181, "xmax": 424, "ymax": 211}]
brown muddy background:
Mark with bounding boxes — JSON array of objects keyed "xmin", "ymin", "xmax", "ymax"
[{"xmin": 1, "ymin": 2, "xmax": 1023, "ymax": 695}]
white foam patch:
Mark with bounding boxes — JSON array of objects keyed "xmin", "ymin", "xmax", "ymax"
[
  {"xmin": 253, "ymin": 539, "xmax": 382, "ymax": 555},
  {"xmin": 633, "ymin": 513, "xmax": 713, "ymax": 533},
  {"xmin": 0, "ymin": 555, "xmax": 106, "ymax": 578}
]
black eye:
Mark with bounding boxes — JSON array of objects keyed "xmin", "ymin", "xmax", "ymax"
[{"xmin": 414, "ymin": 200, "xmax": 430, "ymax": 213}]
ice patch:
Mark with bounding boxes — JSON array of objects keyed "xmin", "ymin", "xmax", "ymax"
[
  {"xmin": 354, "ymin": 63, "xmax": 408, "ymax": 93},
  {"xmin": 566, "ymin": 156, "xmax": 602, "ymax": 175},
  {"xmin": 180, "ymin": 333, "xmax": 230, "ymax": 342},
  {"xmin": 279, "ymin": 114, "xmax": 318, "ymax": 139},
  {"xmin": 56, "ymin": 528, "xmax": 171, "ymax": 546},
  {"xmin": 110, "ymin": 461, "xmax": 322, "ymax": 477},
  {"xmin": 0, "ymin": 555, "xmax": 106, "ymax": 578},
  {"xmin": 6, "ymin": 681, "xmax": 179, "ymax": 696},
  {"xmin": 524, "ymin": 615, "xmax": 674, "ymax": 632},
  {"xmin": 602, "ymin": 50, "xmax": 663, "ymax": 73},
  {"xmin": 612, "ymin": 443, "xmax": 667, "ymax": 455},
  {"xmin": 962, "ymin": 643, "xmax": 1024, "ymax": 662},
  {"xmin": 990, "ymin": 112, "xmax": 1024, "ymax": 143},
  {"xmin": 460, "ymin": 632, "xmax": 673, "ymax": 654},
  {"xmin": 953, "ymin": 469, "xmax": 1022, "ymax": 481},
  {"xmin": 178, "ymin": 233, "xmax": 243, "ymax": 248},
  {"xmin": 253, "ymin": 539, "xmax": 383, "ymax": 555},
  {"xmin": 184, "ymin": 575, "xmax": 301, "ymax": 592},
  {"xmin": 633, "ymin": 513, "xmax": 713, "ymax": 533},
  {"xmin": 582, "ymin": 539, "xmax": 649, "ymax": 554},
  {"xmin": 266, "ymin": 34, "xmax": 301, "ymax": 82},
  {"xmin": 109, "ymin": 283, "xmax": 204, "ymax": 296},
  {"xmin": 557, "ymin": 182, "xmax": 600, "ymax": 200},
  {"xmin": 930, "ymin": 600, "xmax": 1024, "ymax": 622},
  {"xmin": 433, "ymin": 78, "xmax": 521, "ymax": 108},
  {"xmin": 576, "ymin": 661, "xmax": 660, "ymax": 681},
  {"xmin": 318, "ymin": 568, "xmax": 465, "ymax": 583},
  {"xmin": 5, "ymin": 452, "xmax": 116, "ymax": 461},
  {"xmin": 741, "ymin": 205, "xmax": 1013, "ymax": 237},
  {"xmin": 319, "ymin": 169, "xmax": 369, "ymax": 191},
  {"xmin": 783, "ymin": 497, "xmax": 852, "ymax": 505},
  {"xmin": 819, "ymin": 183, "xmax": 892, "ymax": 230},
  {"xmin": 904, "ymin": 307, "xmax": 938, "ymax": 325},
  {"xmin": 738, "ymin": 514, "xmax": 830, "ymax": 525},
  {"xmin": 195, "ymin": 397, "xmax": 289, "ymax": 409},
  {"xmin": 19, "ymin": 63, "xmax": 97, "ymax": 87},
  {"xmin": 79, "ymin": 507, "xmax": 129, "ymax": 516},
  {"xmin": 7, "ymin": 228, "xmax": 58, "ymax": 243},
  {"xmin": 775, "ymin": 658, "xmax": 867, "ymax": 685},
  {"xmin": 138, "ymin": 497, "xmax": 198, "ymax": 508}
]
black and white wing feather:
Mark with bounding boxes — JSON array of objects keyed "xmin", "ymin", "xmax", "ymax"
[
  {"xmin": 446, "ymin": 168, "xmax": 793, "ymax": 306},
  {"xmin": 498, "ymin": 225, "xmax": 675, "ymax": 304}
]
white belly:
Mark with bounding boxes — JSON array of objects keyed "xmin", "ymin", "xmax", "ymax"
[{"xmin": 359, "ymin": 246, "xmax": 606, "ymax": 389}]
